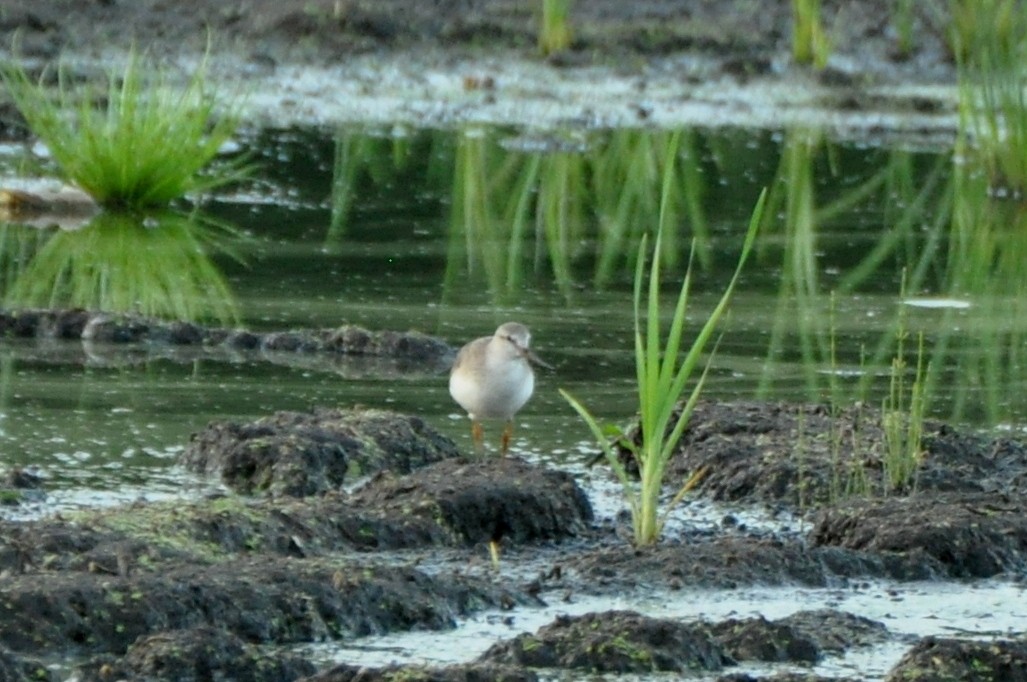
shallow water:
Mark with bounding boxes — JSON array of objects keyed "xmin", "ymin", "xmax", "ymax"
[{"xmin": 3, "ymin": 124, "xmax": 1027, "ymax": 505}]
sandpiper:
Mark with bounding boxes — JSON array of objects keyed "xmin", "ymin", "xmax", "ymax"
[{"xmin": 449, "ymin": 322, "xmax": 552, "ymax": 456}]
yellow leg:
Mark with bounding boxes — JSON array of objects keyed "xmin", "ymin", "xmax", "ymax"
[
  {"xmin": 488, "ymin": 539, "xmax": 501, "ymax": 571},
  {"xmin": 500, "ymin": 420, "xmax": 513, "ymax": 457},
  {"xmin": 471, "ymin": 420, "xmax": 485, "ymax": 455}
]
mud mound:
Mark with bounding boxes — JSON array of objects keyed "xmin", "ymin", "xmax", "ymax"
[
  {"xmin": 301, "ymin": 663, "xmax": 538, "ymax": 682},
  {"xmin": 0, "ymin": 308, "xmax": 453, "ymax": 363},
  {"xmin": 75, "ymin": 626, "xmax": 316, "ymax": 682},
  {"xmin": 809, "ymin": 491, "xmax": 1027, "ymax": 578},
  {"xmin": 616, "ymin": 400, "xmax": 1027, "ymax": 508},
  {"xmin": 349, "ymin": 457, "xmax": 594, "ymax": 546},
  {"xmin": 0, "ymin": 557, "xmax": 528, "ymax": 657},
  {"xmin": 181, "ymin": 407, "xmax": 459, "ymax": 496},
  {"xmin": 481, "ymin": 610, "xmax": 729, "ymax": 673},
  {"xmin": 481, "ymin": 608, "xmax": 887, "ymax": 675},
  {"xmin": 709, "ymin": 609, "xmax": 889, "ymax": 664},
  {"xmin": 885, "ymin": 636, "xmax": 1027, "ymax": 682}
]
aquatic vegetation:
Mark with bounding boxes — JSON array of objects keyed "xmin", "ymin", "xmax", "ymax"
[
  {"xmin": 539, "ymin": 0, "xmax": 573, "ymax": 56},
  {"xmin": 882, "ymin": 328, "xmax": 929, "ymax": 494},
  {"xmin": 948, "ymin": 0, "xmax": 1022, "ymax": 66},
  {"xmin": 2, "ymin": 211, "xmax": 242, "ymax": 324},
  {"xmin": 592, "ymin": 129, "xmax": 710, "ymax": 286},
  {"xmin": 0, "ymin": 52, "xmax": 250, "ymax": 209},
  {"xmin": 791, "ymin": 0, "xmax": 830, "ymax": 68},
  {"xmin": 561, "ymin": 190, "xmax": 764, "ymax": 547},
  {"xmin": 958, "ymin": 54, "xmax": 1027, "ymax": 198},
  {"xmin": 893, "ymin": 0, "xmax": 915, "ymax": 58}
]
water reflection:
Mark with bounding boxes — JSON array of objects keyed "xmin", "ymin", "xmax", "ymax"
[
  {"xmin": 324, "ymin": 124, "xmax": 1027, "ymax": 426},
  {"xmin": 0, "ymin": 210, "xmax": 241, "ymax": 325}
]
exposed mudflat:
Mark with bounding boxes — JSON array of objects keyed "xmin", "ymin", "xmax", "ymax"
[
  {"xmin": 0, "ymin": 0, "xmax": 962, "ymax": 136},
  {"xmin": 0, "ymin": 383, "xmax": 1026, "ymax": 681}
]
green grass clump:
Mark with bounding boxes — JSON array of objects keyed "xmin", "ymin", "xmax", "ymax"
[
  {"xmin": 1, "ymin": 52, "xmax": 250, "ymax": 209},
  {"xmin": 539, "ymin": 0, "xmax": 573, "ymax": 56},
  {"xmin": 561, "ymin": 189, "xmax": 764, "ymax": 547},
  {"xmin": 882, "ymin": 329, "xmax": 929, "ymax": 494},
  {"xmin": 792, "ymin": 0, "xmax": 831, "ymax": 68}
]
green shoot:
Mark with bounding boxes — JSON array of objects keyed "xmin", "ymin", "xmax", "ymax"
[
  {"xmin": 561, "ymin": 189, "xmax": 765, "ymax": 546},
  {"xmin": 539, "ymin": 0, "xmax": 573, "ymax": 56},
  {"xmin": 792, "ymin": 0, "xmax": 831, "ymax": 68},
  {"xmin": 882, "ymin": 330, "xmax": 929, "ymax": 493}
]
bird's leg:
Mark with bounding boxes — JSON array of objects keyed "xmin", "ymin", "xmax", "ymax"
[
  {"xmin": 488, "ymin": 539, "xmax": 501, "ymax": 571},
  {"xmin": 471, "ymin": 420, "xmax": 485, "ymax": 456},
  {"xmin": 500, "ymin": 419, "xmax": 513, "ymax": 457}
]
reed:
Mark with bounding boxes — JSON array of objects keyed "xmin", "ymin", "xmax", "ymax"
[
  {"xmin": 893, "ymin": 0, "xmax": 915, "ymax": 58},
  {"xmin": 1, "ymin": 51, "xmax": 250, "ymax": 209},
  {"xmin": 561, "ymin": 189, "xmax": 765, "ymax": 546},
  {"xmin": 948, "ymin": 0, "xmax": 1020, "ymax": 66},
  {"xmin": 539, "ymin": 0, "xmax": 573, "ymax": 56},
  {"xmin": 792, "ymin": 0, "xmax": 831, "ymax": 68}
]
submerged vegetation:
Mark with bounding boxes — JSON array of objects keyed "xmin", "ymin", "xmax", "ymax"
[{"xmin": 0, "ymin": 52, "xmax": 249, "ymax": 209}]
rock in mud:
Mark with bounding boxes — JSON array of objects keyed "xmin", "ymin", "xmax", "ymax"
[
  {"xmin": 885, "ymin": 636, "xmax": 1027, "ymax": 682},
  {"xmin": 348, "ymin": 456, "xmax": 593, "ymax": 546},
  {"xmin": 75, "ymin": 626, "xmax": 316, "ymax": 682},
  {"xmin": 181, "ymin": 408, "xmax": 459, "ymax": 496},
  {"xmin": 480, "ymin": 610, "xmax": 730, "ymax": 673},
  {"xmin": 0, "ymin": 468, "xmax": 44, "ymax": 507},
  {"xmin": 809, "ymin": 492, "xmax": 1027, "ymax": 578},
  {"xmin": 300, "ymin": 662, "xmax": 539, "ymax": 682}
]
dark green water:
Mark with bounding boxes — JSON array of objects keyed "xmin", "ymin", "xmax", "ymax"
[{"xmin": 2, "ymin": 124, "xmax": 1026, "ymax": 507}]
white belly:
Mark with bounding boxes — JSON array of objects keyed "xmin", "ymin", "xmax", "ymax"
[{"xmin": 449, "ymin": 360, "xmax": 534, "ymax": 420}]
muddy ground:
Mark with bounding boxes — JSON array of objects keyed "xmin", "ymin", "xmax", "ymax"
[
  {"xmin": 1, "ymin": 0, "xmax": 953, "ymax": 75},
  {"xmin": 0, "ymin": 0, "xmax": 963, "ymax": 135},
  {"xmin": 0, "ymin": 1, "xmax": 1024, "ymax": 680}
]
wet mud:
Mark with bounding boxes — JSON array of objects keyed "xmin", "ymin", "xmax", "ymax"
[{"xmin": 0, "ymin": 393, "xmax": 1025, "ymax": 680}]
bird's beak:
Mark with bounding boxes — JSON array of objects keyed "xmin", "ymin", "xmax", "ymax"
[{"xmin": 524, "ymin": 348, "xmax": 554, "ymax": 370}]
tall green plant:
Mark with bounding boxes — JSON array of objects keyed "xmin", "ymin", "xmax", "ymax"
[
  {"xmin": 561, "ymin": 189, "xmax": 765, "ymax": 546},
  {"xmin": 1, "ymin": 52, "xmax": 250, "ymax": 209},
  {"xmin": 792, "ymin": 0, "xmax": 831, "ymax": 68},
  {"xmin": 539, "ymin": 0, "xmax": 573, "ymax": 56}
]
